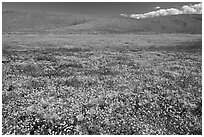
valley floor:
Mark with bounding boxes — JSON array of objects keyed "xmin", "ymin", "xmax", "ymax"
[{"xmin": 2, "ymin": 34, "xmax": 202, "ymax": 135}]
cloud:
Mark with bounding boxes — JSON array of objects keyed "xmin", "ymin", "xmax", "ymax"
[
  {"xmin": 121, "ymin": 3, "xmax": 202, "ymax": 19},
  {"xmin": 120, "ymin": 13, "xmax": 128, "ymax": 17},
  {"xmin": 182, "ymin": 3, "xmax": 202, "ymax": 14},
  {"xmin": 154, "ymin": 6, "xmax": 160, "ymax": 9}
]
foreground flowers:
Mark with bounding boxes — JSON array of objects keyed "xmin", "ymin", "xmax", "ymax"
[{"xmin": 2, "ymin": 44, "xmax": 202, "ymax": 135}]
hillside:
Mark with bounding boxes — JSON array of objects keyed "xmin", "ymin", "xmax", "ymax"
[
  {"xmin": 2, "ymin": 10, "xmax": 202, "ymax": 34},
  {"xmin": 2, "ymin": 10, "xmax": 95, "ymax": 33},
  {"xmin": 91, "ymin": 14, "xmax": 202, "ymax": 34}
]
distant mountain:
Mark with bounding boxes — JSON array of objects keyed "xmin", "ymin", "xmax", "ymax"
[{"xmin": 2, "ymin": 10, "xmax": 202, "ymax": 34}]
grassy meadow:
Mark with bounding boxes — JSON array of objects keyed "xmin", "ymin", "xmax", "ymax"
[{"xmin": 2, "ymin": 33, "xmax": 202, "ymax": 135}]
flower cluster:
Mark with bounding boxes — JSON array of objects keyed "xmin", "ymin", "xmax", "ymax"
[{"xmin": 2, "ymin": 45, "xmax": 202, "ymax": 135}]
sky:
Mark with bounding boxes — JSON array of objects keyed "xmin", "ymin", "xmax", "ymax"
[{"xmin": 2, "ymin": 2, "xmax": 201, "ymax": 17}]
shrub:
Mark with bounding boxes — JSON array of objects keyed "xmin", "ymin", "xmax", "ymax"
[
  {"xmin": 34, "ymin": 55, "xmax": 57, "ymax": 62},
  {"xmin": 64, "ymin": 78, "xmax": 81, "ymax": 88}
]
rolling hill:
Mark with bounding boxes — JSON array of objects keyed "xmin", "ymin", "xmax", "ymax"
[
  {"xmin": 2, "ymin": 10, "xmax": 202, "ymax": 34},
  {"xmin": 91, "ymin": 14, "xmax": 202, "ymax": 34},
  {"xmin": 2, "ymin": 10, "xmax": 96, "ymax": 33}
]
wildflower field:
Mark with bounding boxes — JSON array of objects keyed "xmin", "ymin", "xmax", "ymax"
[{"xmin": 2, "ymin": 34, "xmax": 202, "ymax": 135}]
